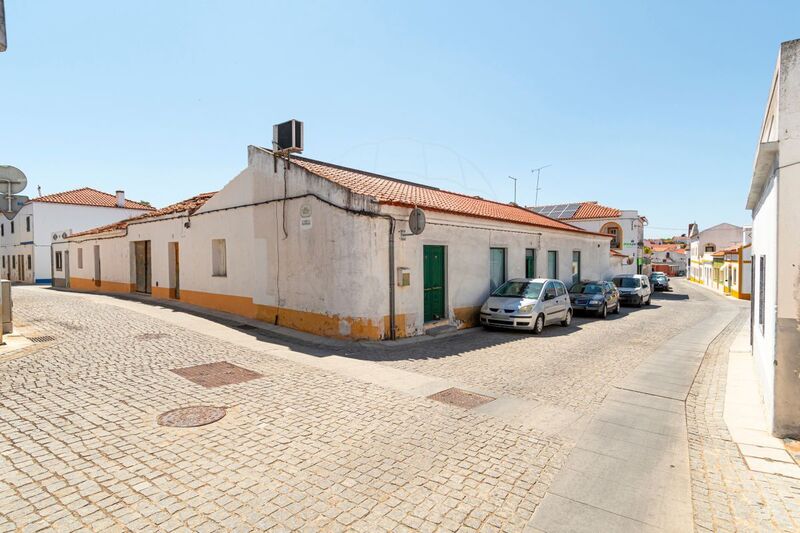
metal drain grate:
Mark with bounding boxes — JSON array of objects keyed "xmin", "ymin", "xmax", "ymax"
[
  {"xmin": 170, "ymin": 361, "xmax": 264, "ymax": 388},
  {"xmin": 427, "ymin": 388, "xmax": 495, "ymax": 409},
  {"xmin": 28, "ymin": 335, "xmax": 56, "ymax": 343},
  {"xmin": 157, "ymin": 406, "xmax": 226, "ymax": 427}
]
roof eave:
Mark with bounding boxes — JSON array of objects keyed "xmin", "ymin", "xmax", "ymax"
[
  {"xmin": 379, "ymin": 200, "xmax": 610, "ymax": 237},
  {"xmin": 746, "ymin": 141, "xmax": 779, "ymax": 210}
]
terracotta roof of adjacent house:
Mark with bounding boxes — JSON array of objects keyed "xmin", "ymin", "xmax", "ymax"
[
  {"xmin": 651, "ymin": 244, "xmax": 685, "ymax": 253},
  {"xmin": 274, "ymin": 151, "xmax": 600, "ymax": 236},
  {"xmin": 532, "ymin": 201, "xmax": 621, "ymax": 220},
  {"xmin": 70, "ymin": 192, "xmax": 216, "ymax": 238},
  {"xmin": 712, "ymin": 245, "xmax": 741, "ymax": 257},
  {"xmin": 31, "ymin": 187, "xmax": 154, "ymax": 210}
]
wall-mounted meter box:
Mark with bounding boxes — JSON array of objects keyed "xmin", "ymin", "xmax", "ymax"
[{"xmin": 397, "ymin": 267, "xmax": 411, "ymax": 287}]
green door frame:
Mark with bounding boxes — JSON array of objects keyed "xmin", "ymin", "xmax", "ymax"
[{"xmin": 423, "ymin": 245, "xmax": 446, "ymax": 322}]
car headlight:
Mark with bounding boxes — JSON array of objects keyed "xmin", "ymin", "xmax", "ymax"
[
  {"xmin": 481, "ymin": 302, "xmax": 489, "ymax": 312},
  {"xmin": 518, "ymin": 304, "xmax": 534, "ymax": 314}
]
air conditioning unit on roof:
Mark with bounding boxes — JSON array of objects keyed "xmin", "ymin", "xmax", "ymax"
[{"xmin": 272, "ymin": 119, "xmax": 303, "ymax": 154}]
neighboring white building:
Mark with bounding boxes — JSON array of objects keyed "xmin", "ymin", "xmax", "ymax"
[
  {"xmin": 531, "ymin": 201, "xmax": 647, "ymax": 275},
  {"xmin": 0, "ymin": 188, "xmax": 153, "ymax": 284},
  {"xmin": 687, "ymin": 222, "xmax": 743, "ymax": 285},
  {"xmin": 649, "ymin": 244, "xmax": 687, "ymax": 276},
  {"xmin": 62, "ymin": 147, "xmax": 613, "ymax": 341},
  {"xmin": 746, "ymin": 38, "xmax": 800, "ymax": 438}
]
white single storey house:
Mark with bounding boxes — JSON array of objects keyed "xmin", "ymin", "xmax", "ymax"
[
  {"xmin": 746, "ymin": 38, "xmax": 800, "ymax": 438},
  {"xmin": 63, "ymin": 147, "xmax": 612, "ymax": 340},
  {"xmin": 531, "ymin": 201, "xmax": 647, "ymax": 275},
  {"xmin": 0, "ymin": 188, "xmax": 153, "ymax": 284}
]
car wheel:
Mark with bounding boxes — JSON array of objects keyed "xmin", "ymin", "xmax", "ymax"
[
  {"xmin": 646, "ymin": 294, "xmax": 652, "ymax": 305},
  {"xmin": 613, "ymin": 302, "xmax": 620, "ymax": 314},
  {"xmin": 561, "ymin": 309, "xmax": 572, "ymax": 327},
  {"xmin": 532, "ymin": 314, "xmax": 545, "ymax": 334},
  {"xmin": 598, "ymin": 304, "xmax": 607, "ymax": 319},
  {"xmin": 636, "ymin": 296, "xmax": 643, "ymax": 308}
]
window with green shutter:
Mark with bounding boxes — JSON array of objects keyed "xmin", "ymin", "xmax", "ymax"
[{"xmin": 525, "ymin": 249, "xmax": 536, "ymax": 278}]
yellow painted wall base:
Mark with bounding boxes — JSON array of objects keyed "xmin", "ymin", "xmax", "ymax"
[
  {"xmin": 68, "ymin": 277, "xmax": 403, "ymax": 341},
  {"xmin": 70, "ymin": 277, "xmax": 134, "ymax": 294},
  {"xmin": 454, "ymin": 306, "xmax": 481, "ymax": 329}
]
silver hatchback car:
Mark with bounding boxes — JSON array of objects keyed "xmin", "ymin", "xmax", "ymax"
[{"xmin": 480, "ymin": 278, "xmax": 573, "ymax": 334}]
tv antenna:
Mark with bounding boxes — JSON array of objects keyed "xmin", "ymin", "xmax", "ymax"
[
  {"xmin": 507, "ymin": 176, "xmax": 518, "ymax": 204},
  {"xmin": 531, "ymin": 164, "xmax": 551, "ymax": 207}
]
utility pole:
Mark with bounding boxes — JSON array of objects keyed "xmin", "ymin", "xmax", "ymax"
[
  {"xmin": 0, "ymin": 0, "xmax": 7, "ymax": 52},
  {"xmin": 507, "ymin": 176, "xmax": 518, "ymax": 204},
  {"xmin": 531, "ymin": 164, "xmax": 551, "ymax": 207}
]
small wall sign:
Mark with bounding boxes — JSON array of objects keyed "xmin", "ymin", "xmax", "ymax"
[{"xmin": 300, "ymin": 204, "xmax": 312, "ymax": 230}]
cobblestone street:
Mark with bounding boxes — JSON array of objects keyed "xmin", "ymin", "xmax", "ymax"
[{"xmin": 1, "ymin": 280, "xmax": 799, "ymax": 531}]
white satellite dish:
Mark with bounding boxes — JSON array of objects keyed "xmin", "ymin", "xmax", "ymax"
[
  {"xmin": 0, "ymin": 166, "xmax": 27, "ymax": 194},
  {"xmin": 0, "ymin": 166, "xmax": 28, "ymax": 213}
]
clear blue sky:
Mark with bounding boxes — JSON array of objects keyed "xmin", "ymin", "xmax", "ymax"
[{"xmin": 2, "ymin": 1, "xmax": 798, "ymax": 237}]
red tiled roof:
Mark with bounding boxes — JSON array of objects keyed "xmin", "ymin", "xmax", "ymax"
[
  {"xmin": 572, "ymin": 202, "xmax": 621, "ymax": 219},
  {"xmin": 70, "ymin": 192, "xmax": 216, "ymax": 238},
  {"xmin": 610, "ymin": 249, "xmax": 627, "ymax": 257},
  {"xmin": 651, "ymin": 244, "xmax": 684, "ymax": 253},
  {"xmin": 31, "ymin": 187, "xmax": 154, "ymax": 210},
  {"xmin": 712, "ymin": 245, "xmax": 740, "ymax": 257},
  {"xmin": 282, "ymin": 152, "xmax": 598, "ymax": 235}
]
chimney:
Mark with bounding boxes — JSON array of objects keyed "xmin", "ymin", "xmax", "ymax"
[{"xmin": 116, "ymin": 190, "xmax": 125, "ymax": 208}]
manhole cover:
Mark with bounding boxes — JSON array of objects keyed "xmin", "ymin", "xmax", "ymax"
[
  {"xmin": 170, "ymin": 361, "xmax": 264, "ymax": 388},
  {"xmin": 157, "ymin": 406, "xmax": 226, "ymax": 427},
  {"xmin": 427, "ymin": 388, "xmax": 495, "ymax": 409},
  {"xmin": 28, "ymin": 335, "xmax": 56, "ymax": 343}
]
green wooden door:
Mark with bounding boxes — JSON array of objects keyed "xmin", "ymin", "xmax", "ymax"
[{"xmin": 423, "ymin": 245, "xmax": 446, "ymax": 322}]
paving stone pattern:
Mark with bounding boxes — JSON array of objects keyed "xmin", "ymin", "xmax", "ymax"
[
  {"xmin": 361, "ymin": 285, "xmax": 719, "ymax": 416},
  {"xmin": 686, "ymin": 310, "xmax": 800, "ymax": 532},
  {"xmin": 0, "ymin": 288, "xmax": 566, "ymax": 532}
]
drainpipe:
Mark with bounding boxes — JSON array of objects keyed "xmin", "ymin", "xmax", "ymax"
[{"xmin": 388, "ymin": 217, "xmax": 396, "ymax": 340}]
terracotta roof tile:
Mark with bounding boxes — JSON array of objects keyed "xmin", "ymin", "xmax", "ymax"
[
  {"xmin": 70, "ymin": 192, "xmax": 216, "ymax": 238},
  {"xmin": 610, "ymin": 249, "xmax": 627, "ymax": 257},
  {"xmin": 650, "ymin": 244, "xmax": 685, "ymax": 252},
  {"xmin": 281, "ymin": 152, "xmax": 596, "ymax": 235},
  {"xmin": 31, "ymin": 187, "xmax": 154, "ymax": 210}
]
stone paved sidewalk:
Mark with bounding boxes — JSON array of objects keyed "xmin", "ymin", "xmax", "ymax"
[
  {"xmin": 686, "ymin": 310, "xmax": 800, "ymax": 532},
  {"xmin": 0, "ymin": 287, "xmax": 567, "ymax": 532}
]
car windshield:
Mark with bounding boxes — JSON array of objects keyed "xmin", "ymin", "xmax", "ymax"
[
  {"xmin": 569, "ymin": 283, "xmax": 603, "ymax": 295},
  {"xmin": 491, "ymin": 281, "xmax": 544, "ymax": 299},
  {"xmin": 613, "ymin": 277, "xmax": 641, "ymax": 288}
]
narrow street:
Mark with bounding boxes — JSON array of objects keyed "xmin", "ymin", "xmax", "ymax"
[{"xmin": 1, "ymin": 280, "xmax": 798, "ymax": 532}]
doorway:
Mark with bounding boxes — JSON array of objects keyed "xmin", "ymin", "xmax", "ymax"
[
  {"xmin": 17, "ymin": 254, "xmax": 24, "ymax": 281},
  {"xmin": 168, "ymin": 242, "xmax": 180, "ymax": 299},
  {"xmin": 423, "ymin": 245, "xmax": 446, "ymax": 322},
  {"xmin": 64, "ymin": 251, "xmax": 70, "ymax": 288},
  {"xmin": 134, "ymin": 241, "xmax": 152, "ymax": 294}
]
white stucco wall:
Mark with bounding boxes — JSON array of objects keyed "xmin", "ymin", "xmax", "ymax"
[
  {"xmin": 567, "ymin": 211, "xmax": 644, "ymax": 274},
  {"xmin": 751, "ymin": 163, "xmax": 779, "ymax": 428},
  {"xmin": 66, "ymin": 147, "xmax": 611, "ymax": 340},
  {"xmin": 0, "ymin": 201, "xmax": 150, "ymax": 283}
]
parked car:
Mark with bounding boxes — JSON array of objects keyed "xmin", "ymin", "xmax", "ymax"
[
  {"xmin": 568, "ymin": 280, "xmax": 620, "ymax": 318},
  {"xmin": 480, "ymin": 278, "xmax": 572, "ymax": 334},
  {"xmin": 649, "ymin": 272, "xmax": 671, "ymax": 291},
  {"xmin": 612, "ymin": 274, "xmax": 652, "ymax": 307}
]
